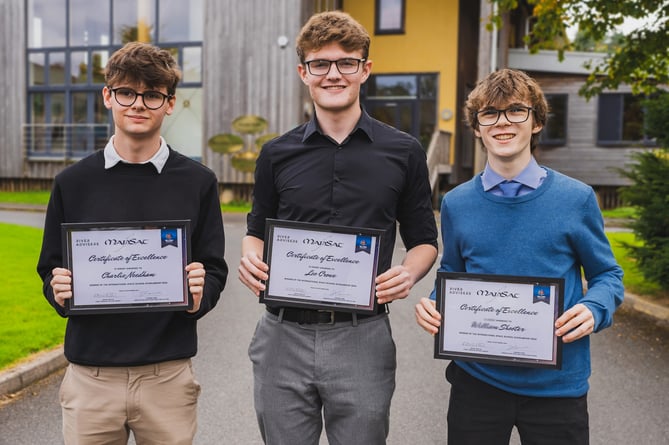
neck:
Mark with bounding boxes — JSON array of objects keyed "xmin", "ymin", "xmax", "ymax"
[
  {"xmin": 488, "ymin": 152, "xmax": 533, "ymax": 180},
  {"xmin": 112, "ymin": 133, "xmax": 162, "ymax": 163},
  {"xmin": 314, "ymin": 105, "xmax": 362, "ymax": 144}
]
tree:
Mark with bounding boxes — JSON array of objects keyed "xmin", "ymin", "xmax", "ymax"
[{"xmin": 489, "ymin": 0, "xmax": 669, "ymax": 99}]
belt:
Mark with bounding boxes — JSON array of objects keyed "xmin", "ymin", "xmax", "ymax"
[{"xmin": 266, "ymin": 305, "xmax": 386, "ymax": 325}]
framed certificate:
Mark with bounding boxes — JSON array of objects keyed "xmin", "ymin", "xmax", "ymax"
[
  {"xmin": 260, "ymin": 219, "xmax": 382, "ymax": 314},
  {"xmin": 61, "ymin": 220, "xmax": 191, "ymax": 314},
  {"xmin": 434, "ymin": 272, "xmax": 564, "ymax": 368}
]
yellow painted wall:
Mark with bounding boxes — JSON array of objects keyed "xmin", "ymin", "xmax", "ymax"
[{"xmin": 344, "ymin": 0, "xmax": 460, "ymax": 135}]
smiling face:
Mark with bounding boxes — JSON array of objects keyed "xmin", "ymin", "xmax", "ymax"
[
  {"xmin": 298, "ymin": 43, "xmax": 371, "ymax": 118},
  {"xmin": 474, "ymin": 101, "xmax": 543, "ymax": 166},
  {"xmin": 465, "ymin": 69, "xmax": 549, "ymax": 172}
]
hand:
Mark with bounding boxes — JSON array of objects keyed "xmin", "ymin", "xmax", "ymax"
[
  {"xmin": 375, "ymin": 265, "xmax": 415, "ymax": 304},
  {"xmin": 555, "ymin": 303, "xmax": 594, "ymax": 343},
  {"xmin": 185, "ymin": 262, "xmax": 206, "ymax": 313},
  {"xmin": 50, "ymin": 267, "xmax": 72, "ymax": 307},
  {"xmin": 238, "ymin": 251, "xmax": 269, "ymax": 297},
  {"xmin": 415, "ymin": 297, "xmax": 441, "ymax": 335}
]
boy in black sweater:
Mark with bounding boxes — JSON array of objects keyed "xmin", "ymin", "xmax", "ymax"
[{"xmin": 37, "ymin": 42, "xmax": 228, "ymax": 444}]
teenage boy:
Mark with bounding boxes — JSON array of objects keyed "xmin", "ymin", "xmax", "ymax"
[
  {"xmin": 37, "ymin": 42, "xmax": 228, "ymax": 445},
  {"xmin": 415, "ymin": 68, "xmax": 624, "ymax": 444},
  {"xmin": 238, "ymin": 11, "xmax": 438, "ymax": 445}
]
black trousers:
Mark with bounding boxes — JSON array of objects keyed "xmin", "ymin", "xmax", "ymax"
[{"xmin": 445, "ymin": 362, "xmax": 589, "ymax": 445}]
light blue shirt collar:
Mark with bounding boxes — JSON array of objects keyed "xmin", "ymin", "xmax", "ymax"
[
  {"xmin": 481, "ymin": 157, "xmax": 547, "ymax": 192},
  {"xmin": 104, "ymin": 136, "xmax": 169, "ymax": 173}
]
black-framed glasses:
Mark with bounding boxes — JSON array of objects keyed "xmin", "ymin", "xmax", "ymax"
[
  {"xmin": 108, "ymin": 87, "xmax": 173, "ymax": 110},
  {"xmin": 476, "ymin": 106, "xmax": 533, "ymax": 126},
  {"xmin": 304, "ymin": 58, "xmax": 366, "ymax": 76}
]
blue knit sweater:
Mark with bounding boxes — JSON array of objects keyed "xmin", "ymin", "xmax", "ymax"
[{"xmin": 432, "ymin": 168, "xmax": 624, "ymax": 397}]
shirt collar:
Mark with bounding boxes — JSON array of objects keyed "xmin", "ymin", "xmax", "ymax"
[
  {"xmin": 104, "ymin": 136, "xmax": 170, "ymax": 173},
  {"xmin": 481, "ymin": 156, "xmax": 547, "ymax": 191},
  {"xmin": 302, "ymin": 107, "xmax": 374, "ymax": 143}
]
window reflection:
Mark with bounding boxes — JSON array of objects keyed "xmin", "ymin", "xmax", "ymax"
[
  {"xmin": 114, "ymin": 0, "xmax": 155, "ymax": 44},
  {"xmin": 183, "ymin": 47, "xmax": 202, "ymax": 83},
  {"xmin": 69, "ymin": 0, "xmax": 110, "ymax": 46},
  {"xmin": 48, "ymin": 53, "xmax": 66, "ymax": 85},
  {"xmin": 159, "ymin": 0, "xmax": 203, "ymax": 42},
  {"xmin": 28, "ymin": 0, "xmax": 66, "ymax": 48},
  {"xmin": 29, "ymin": 53, "xmax": 46, "ymax": 85}
]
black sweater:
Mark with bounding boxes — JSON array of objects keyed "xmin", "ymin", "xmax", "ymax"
[{"xmin": 37, "ymin": 149, "xmax": 228, "ymax": 366}]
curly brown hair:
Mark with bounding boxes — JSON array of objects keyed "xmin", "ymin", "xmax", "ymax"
[
  {"xmin": 296, "ymin": 11, "xmax": 370, "ymax": 63},
  {"xmin": 104, "ymin": 42, "xmax": 182, "ymax": 95},
  {"xmin": 464, "ymin": 69, "xmax": 548, "ymax": 152}
]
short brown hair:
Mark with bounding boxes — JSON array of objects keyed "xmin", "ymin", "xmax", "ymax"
[
  {"xmin": 296, "ymin": 11, "xmax": 370, "ymax": 63},
  {"xmin": 104, "ymin": 42, "xmax": 182, "ymax": 95},
  {"xmin": 465, "ymin": 69, "xmax": 548, "ymax": 152}
]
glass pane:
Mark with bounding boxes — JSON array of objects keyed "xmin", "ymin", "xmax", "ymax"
[
  {"xmin": 182, "ymin": 46, "xmax": 202, "ymax": 83},
  {"xmin": 51, "ymin": 93, "xmax": 67, "ymax": 153},
  {"xmin": 368, "ymin": 75, "xmax": 417, "ymax": 98},
  {"xmin": 623, "ymin": 95, "xmax": 643, "ymax": 141},
  {"xmin": 92, "ymin": 50, "xmax": 109, "ymax": 84},
  {"xmin": 419, "ymin": 101, "xmax": 437, "ymax": 148},
  {"xmin": 28, "ymin": 53, "xmax": 46, "ymax": 85},
  {"xmin": 30, "ymin": 93, "xmax": 46, "ymax": 124},
  {"xmin": 159, "ymin": 0, "xmax": 203, "ymax": 42},
  {"xmin": 27, "ymin": 0, "xmax": 66, "ymax": 48},
  {"xmin": 70, "ymin": 51, "xmax": 89, "ymax": 84},
  {"xmin": 70, "ymin": 0, "xmax": 111, "ymax": 46},
  {"xmin": 376, "ymin": 0, "xmax": 404, "ymax": 33},
  {"xmin": 48, "ymin": 52, "xmax": 66, "ymax": 85},
  {"xmin": 418, "ymin": 74, "xmax": 438, "ymax": 99},
  {"xmin": 544, "ymin": 95, "xmax": 567, "ymax": 142},
  {"xmin": 113, "ymin": 0, "xmax": 155, "ymax": 44}
]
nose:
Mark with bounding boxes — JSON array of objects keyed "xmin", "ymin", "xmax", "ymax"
[{"xmin": 325, "ymin": 61, "xmax": 341, "ymax": 79}]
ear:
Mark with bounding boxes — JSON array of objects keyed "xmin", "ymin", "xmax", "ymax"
[
  {"xmin": 297, "ymin": 63, "xmax": 308, "ymax": 84},
  {"xmin": 360, "ymin": 59, "xmax": 372, "ymax": 83},
  {"xmin": 165, "ymin": 95, "xmax": 176, "ymax": 116},
  {"xmin": 102, "ymin": 86, "xmax": 113, "ymax": 110},
  {"xmin": 532, "ymin": 123, "xmax": 543, "ymax": 134}
]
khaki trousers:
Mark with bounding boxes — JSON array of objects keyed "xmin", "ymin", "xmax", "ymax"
[{"xmin": 59, "ymin": 359, "xmax": 201, "ymax": 445}]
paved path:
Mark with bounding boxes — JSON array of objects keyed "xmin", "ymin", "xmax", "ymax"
[{"xmin": 1, "ymin": 209, "xmax": 668, "ymax": 444}]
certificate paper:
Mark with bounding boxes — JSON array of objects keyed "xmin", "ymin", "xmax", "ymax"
[
  {"xmin": 62, "ymin": 220, "xmax": 191, "ymax": 314},
  {"xmin": 260, "ymin": 219, "xmax": 382, "ymax": 313},
  {"xmin": 435, "ymin": 272, "xmax": 564, "ymax": 368}
]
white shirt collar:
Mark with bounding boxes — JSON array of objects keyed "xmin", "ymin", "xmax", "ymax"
[{"xmin": 103, "ymin": 136, "xmax": 170, "ymax": 173}]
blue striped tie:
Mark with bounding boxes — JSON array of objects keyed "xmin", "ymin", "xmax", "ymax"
[{"xmin": 499, "ymin": 180, "xmax": 522, "ymax": 197}]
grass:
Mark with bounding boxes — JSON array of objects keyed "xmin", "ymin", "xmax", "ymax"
[
  {"xmin": 607, "ymin": 232, "xmax": 664, "ymax": 298},
  {"xmin": 0, "ymin": 223, "xmax": 67, "ymax": 370},
  {"xmin": 601, "ymin": 206, "xmax": 637, "ymax": 220},
  {"xmin": 0, "ymin": 191, "xmax": 252, "ymax": 213}
]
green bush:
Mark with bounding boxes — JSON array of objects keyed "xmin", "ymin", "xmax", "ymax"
[{"xmin": 618, "ymin": 149, "xmax": 669, "ymax": 289}]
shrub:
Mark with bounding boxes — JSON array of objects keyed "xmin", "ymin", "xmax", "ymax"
[{"xmin": 618, "ymin": 149, "xmax": 669, "ymax": 289}]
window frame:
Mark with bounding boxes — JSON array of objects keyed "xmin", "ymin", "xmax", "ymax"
[
  {"xmin": 374, "ymin": 0, "xmax": 406, "ymax": 35},
  {"xmin": 539, "ymin": 93, "xmax": 568, "ymax": 147}
]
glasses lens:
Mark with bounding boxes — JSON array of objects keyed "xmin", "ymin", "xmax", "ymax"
[
  {"xmin": 477, "ymin": 110, "xmax": 500, "ymax": 126},
  {"xmin": 142, "ymin": 91, "xmax": 166, "ymax": 109},
  {"xmin": 308, "ymin": 60, "xmax": 332, "ymax": 75},
  {"xmin": 114, "ymin": 88, "xmax": 137, "ymax": 106},
  {"xmin": 506, "ymin": 107, "xmax": 530, "ymax": 123},
  {"xmin": 336, "ymin": 58, "xmax": 360, "ymax": 74}
]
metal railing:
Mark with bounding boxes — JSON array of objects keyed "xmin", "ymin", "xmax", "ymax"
[{"xmin": 23, "ymin": 123, "xmax": 110, "ymax": 159}]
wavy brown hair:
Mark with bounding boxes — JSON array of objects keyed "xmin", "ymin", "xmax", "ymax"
[
  {"xmin": 464, "ymin": 69, "xmax": 548, "ymax": 152},
  {"xmin": 104, "ymin": 42, "xmax": 182, "ymax": 95},
  {"xmin": 296, "ymin": 11, "xmax": 370, "ymax": 63}
]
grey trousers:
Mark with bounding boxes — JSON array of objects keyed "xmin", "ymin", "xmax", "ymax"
[{"xmin": 248, "ymin": 311, "xmax": 397, "ymax": 445}]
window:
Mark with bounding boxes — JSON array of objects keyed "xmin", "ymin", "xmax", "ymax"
[
  {"xmin": 25, "ymin": 0, "xmax": 203, "ymax": 159},
  {"xmin": 375, "ymin": 0, "xmax": 405, "ymax": 35},
  {"xmin": 540, "ymin": 94, "xmax": 567, "ymax": 146},
  {"xmin": 362, "ymin": 73, "xmax": 438, "ymax": 148},
  {"xmin": 597, "ymin": 93, "xmax": 656, "ymax": 146}
]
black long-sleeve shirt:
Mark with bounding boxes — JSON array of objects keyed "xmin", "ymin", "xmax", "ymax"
[
  {"xmin": 37, "ymin": 148, "xmax": 228, "ymax": 366},
  {"xmin": 247, "ymin": 110, "xmax": 438, "ymax": 274}
]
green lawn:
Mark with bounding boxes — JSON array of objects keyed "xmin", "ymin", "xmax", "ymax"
[{"xmin": 0, "ymin": 223, "xmax": 66, "ymax": 370}]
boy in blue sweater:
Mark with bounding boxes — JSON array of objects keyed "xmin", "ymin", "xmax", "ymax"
[{"xmin": 415, "ymin": 69, "xmax": 624, "ymax": 444}]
